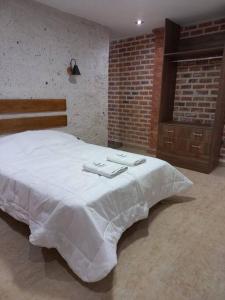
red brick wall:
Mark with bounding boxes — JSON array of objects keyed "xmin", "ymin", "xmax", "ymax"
[
  {"xmin": 173, "ymin": 59, "xmax": 221, "ymax": 125},
  {"xmin": 108, "ymin": 34, "xmax": 155, "ymax": 148},
  {"xmin": 108, "ymin": 17, "xmax": 225, "ymax": 161},
  {"xmin": 180, "ymin": 19, "xmax": 225, "ymax": 38}
]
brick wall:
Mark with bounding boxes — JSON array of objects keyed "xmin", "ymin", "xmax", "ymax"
[
  {"xmin": 180, "ymin": 19, "xmax": 225, "ymax": 38},
  {"xmin": 108, "ymin": 34, "xmax": 155, "ymax": 148},
  {"xmin": 108, "ymin": 17, "xmax": 225, "ymax": 161},
  {"xmin": 173, "ymin": 59, "xmax": 221, "ymax": 126}
]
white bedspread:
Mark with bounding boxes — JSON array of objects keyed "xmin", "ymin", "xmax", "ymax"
[{"xmin": 0, "ymin": 130, "xmax": 192, "ymax": 282}]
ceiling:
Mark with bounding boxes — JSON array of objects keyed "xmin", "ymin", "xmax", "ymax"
[{"xmin": 35, "ymin": 0, "xmax": 225, "ymax": 39}]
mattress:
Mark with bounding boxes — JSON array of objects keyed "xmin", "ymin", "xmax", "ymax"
[{"xmin": 0, "ymin": 130, "xmax": 192, "ymax": 282}]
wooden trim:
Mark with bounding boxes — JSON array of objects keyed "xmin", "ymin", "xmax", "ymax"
[
  {"xmin": 179, "ymin": 31, "xmax": 225, "ymax": 52},
  {"xmin": 159, "ymin": 19, "xmax": 180, "ymax": 122},
  {"xmin": 165, "ymin": 47, "xmax": 223, "ymax": 60},
  {"xmin": 0, "ymin": 99, "xmax": 66, "ymax": 114},
  {"xmin": 157, "ymin": 151, "xmax": 214, "ymax": 174},
  {"xmin": 164, "ymin": 18, "xmax": 181, "ymax": 53},
  {"xmin": 211, "ymin": 44, "xmax": 225, "ymax": 162},
  {"xmin": 0, "ymin": 115, "xmax": 67, "ymax": 134},
  {"xmin": 0, "ymin": 99, "xmax": 67, "ymax": 134}
]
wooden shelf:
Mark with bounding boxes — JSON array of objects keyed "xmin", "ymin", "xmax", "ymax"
[
  {"xmin": 157, "ymin": 18, "xmax": 225, "ymax": 173},
  {"xmin": 165, "ymin": 47, "xmax": 224, "ymax": 60},
  {"xmin": 161, "ymin": 121, "xmax": 214, "ymax": 129}
]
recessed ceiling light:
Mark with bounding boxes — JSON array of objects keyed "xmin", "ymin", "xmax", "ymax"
[{"xmin": 135, "ymin": 19, "xmax": 144, "ymax": 26}]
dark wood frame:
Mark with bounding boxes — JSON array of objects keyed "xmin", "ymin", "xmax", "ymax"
[
  {"xmin": 0, "ymin": 99, "xmax": 67, "ymax": 134},
  {"xmin": 157, "ymin": 19, "xmax": 225, "ymax": 173}
]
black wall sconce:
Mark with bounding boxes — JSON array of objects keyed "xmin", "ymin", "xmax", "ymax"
[{"xmin": 67, "ymin": 58, "xmax": 81, "ymax": 83}]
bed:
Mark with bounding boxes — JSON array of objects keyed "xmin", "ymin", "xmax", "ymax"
[{"xmin": 0, "ymin": 99, "xmax": 192, "ymax": 282}]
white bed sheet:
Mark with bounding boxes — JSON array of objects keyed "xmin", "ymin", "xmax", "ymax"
[{"xmin": 0, "ymin": 130, "xmax": 192, "ymax": 282}]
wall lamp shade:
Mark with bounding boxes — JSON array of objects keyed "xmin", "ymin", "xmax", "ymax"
[{"xmin": 70, "ymin": 59, "xmax": 81, "ymax": 75}]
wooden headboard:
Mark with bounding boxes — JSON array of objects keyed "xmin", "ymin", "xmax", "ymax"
[{"xmin": 0, "ymin": 99, "xmax": 67, "ymax": 134}]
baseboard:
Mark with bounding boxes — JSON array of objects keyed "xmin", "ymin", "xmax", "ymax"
[
  {"xmin": 122, "ymin": 142, "xmax": 149, "ymax": 151},
  {"xmin": 108, "ymin": 140, "xmax": 123, "ymax": 149}
]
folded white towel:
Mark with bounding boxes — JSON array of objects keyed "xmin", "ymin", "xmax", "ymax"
[
  {"xmin": 83, "ymin": 161, "xmax": 128, "ymax": 178},
  {"xmin": 107, "ymin": 152, "xmax": 146, "ymax": 166}
]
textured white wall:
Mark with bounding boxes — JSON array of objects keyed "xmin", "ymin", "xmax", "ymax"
[{"xmin": 0, "ymin": 0, "xmax": 109, "ymax": 145}]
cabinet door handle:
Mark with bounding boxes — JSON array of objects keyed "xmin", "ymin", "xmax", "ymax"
[
  {"xmin": 191, "ymin": 145, "xmax": 201, "ymax": 149},
  {"xmin": 167, "ymin": 130, "xmax": 174, "ymax": 134},
  {"xmin": 165, "ymin": 141, "xmax": 172, "ymax": 144},
  {"xmin": 193, "ymin": 132, "xmax": 203, "ymax": 137}
]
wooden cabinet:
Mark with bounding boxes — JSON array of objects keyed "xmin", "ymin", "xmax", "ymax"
[
  {"xmin": 158, "ymin": 123, "xmax": 213, "ymax": 172},
  {"xmin": 157, "ymin": 20, "xmax": 225, "ymax": 173},
  {"xmin": 158, "ymin": 130, "xmax": 211, "ymax": 172}
]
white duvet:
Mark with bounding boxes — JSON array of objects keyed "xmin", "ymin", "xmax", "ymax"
[{"xmin": 0, "ymin": 130, "xmax": 192, "ymax": 282}]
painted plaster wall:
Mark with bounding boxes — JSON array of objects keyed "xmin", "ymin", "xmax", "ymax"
[{"xmin": 0, "ymin": 0, "xmax": 109, "ymax": 145}]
